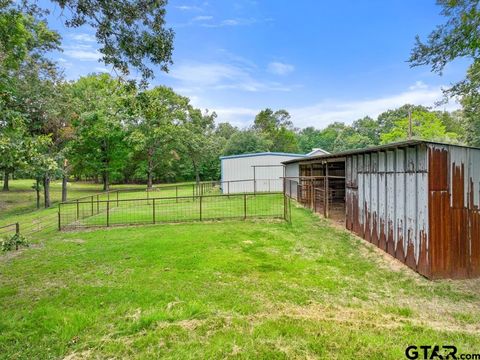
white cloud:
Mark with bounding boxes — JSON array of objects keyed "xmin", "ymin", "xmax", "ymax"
[
  {"xmin": 192, "ymin": 15, "xmax": 213, "ymax": 21},
  {"xmin": 267, "ymin": 62, "xmax": 294, "ymax": 75},
  {"xmin": 290, "ymin": 83, "xmax": 459, "ymax": 128},
  {"xmin": 168, "ymin": 62, "xmax": 292, "ymax": 92},
  {"xmin": 176, "ymin": 5, "xmax": 202, "ymax": 11},
  {"xmin": 70, "ymin": 33, "xmax": 96, "ymax": 42},
  {"xmin": 205, "ymin": 82, "xmax": 460, "ymax": 128},
  {"xmin": 201, "ymin": 17, "xmax": 261, "ymax": 28},
  {"xmin": 64, "ymin": 49, "xmax": 100, "ymax": 61}
]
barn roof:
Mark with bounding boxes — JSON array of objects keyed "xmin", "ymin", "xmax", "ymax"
[
  {"xmin": 220, "ymin": 152, "xmax": 306, "ymax": 160},
  {"xmin": 282, "ymin": 140, "xmax": 480, "ymax": 164}
]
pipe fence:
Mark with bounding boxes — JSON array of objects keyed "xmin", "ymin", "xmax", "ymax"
[{"xmin": 59, "ymin": 192, "xmax": 290, "ymax": 230}]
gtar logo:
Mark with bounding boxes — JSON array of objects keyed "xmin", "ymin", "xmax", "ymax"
[{"xmin": 405, "ymin": 345, "xmax": 458, "ymax": 359}]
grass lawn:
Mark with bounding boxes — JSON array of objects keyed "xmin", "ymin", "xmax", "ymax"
[{"xmin": 1, "ymin": 181, "xmax": 480, "ymax": 359}]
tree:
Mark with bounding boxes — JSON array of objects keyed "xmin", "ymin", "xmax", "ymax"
[
  {"xmin": 69, "ymin": 74, "xmax": 132, "ymax": 190},
  {"xmin": 352, "ymin": 116, "xmax": 381, "ymax": 145},
  {"xmin": 380, "ymin": 110, "xmax": 458, "ymax": 144},
  {"xmin": 223, "ymin": 130, "xmax": 271, "ymax": 156},
  {"xmin": 409, "ymin": 0, "xmax": 480, "ymax": 145},
  {"xmin": 129, "ymin": 86, "xmax": 188, "ymax": 189},
  {"xmin": 14, "ymin": 0, "xmax": 174, "ymax": 83},
  {"xmin": 377, "ymin": 105, "xmax": 430, "ymax": 134},
  {"xmin": 253, "ymin": 109, "xmax": 299, "ymax": 152},
  {"xmin": 409, "ymin": 0, "xmax": 480, "ymax": 99},
  {"xmin": 0, "ymin": 117, "xmax": 29, "ymax": 191},
  {"xmin": 181, "ymin": 108, "xmax": 217, "ymax": 185}
]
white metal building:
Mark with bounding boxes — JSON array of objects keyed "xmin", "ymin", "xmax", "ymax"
[{"xmin": 220, "ymin": 152, "xmax": 306, "ymax": 193}]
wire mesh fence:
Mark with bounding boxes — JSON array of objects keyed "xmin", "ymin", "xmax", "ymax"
[
  {"xmin": 59, "ymin": 192, "xmax": 290, "ymax": 230},
  {"xmin": 0, "ymin": 223, "xmax": 19, "ymax": 239}
]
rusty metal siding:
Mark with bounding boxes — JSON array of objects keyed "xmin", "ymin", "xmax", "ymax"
[
  {"xmin": 427, "ymin": 144, "xmax": 480, "ymax": 279},
  {"xmin": 346, "ymin": 144, "xmax": 431, "ymax": 277}
]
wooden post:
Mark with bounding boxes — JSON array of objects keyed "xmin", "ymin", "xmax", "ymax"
[
  {"xmin": 153, "ymin": 198, "xmax": 156, "ymax": 224},
  {"xmin": 76, "ymin": 199, "xmax": 79, "ymax": 220},
  {"xmin": 192, "ymin": 184, "xmax": 195, "ymax": 198},
  {"xmin": 310, "ymin": 179, "xmax": 315, "ymax": 211},
  {"xmin": 283, "ymin": 193, "xmax": 287, "ymax": 220},
  {"xmin": 227, "ymin": 181, "xmax": 230, "ymax": 195},
  {"xmin": 243, "ymin": 193, "xmax": 247, "ymax": 220},
  {"xmin": 253, "ymin": 167, "xmax": 256, "ymax": 195},
  {"xmin": 325, "ymin": 163, "xmax": 329, "ymax": 218},
  {"xmin": 96, "ymin": 194, "xmax": 99, "ymax": 214},
  {"xmin": 91, "ymin": 196, "xmax": 94, "ymax": 216},
  {"xmin": 106, "ymin": 200, "xmax": 110, "ymax": 227},
  {"xmin": 116, "ymin": 191, "xmax": 119, "ymax": 206},
  {"xmin": 58, "ymin": 204, "xmax": 61, "ymax": 231},
  {"xmin": 176, "ymin": 186, "xmax": 178, "ymax": 202},
  {"xmin": 199, "ymin": 195, "xmax": 203, "ymax": 221}
]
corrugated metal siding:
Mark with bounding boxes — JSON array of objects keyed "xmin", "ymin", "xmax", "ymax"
[
  {"xmin": 221, "ymin": 154, "xmax": 302, "ymax": 193},
  {"xmin": 285, "ymin": 163, "xmax": 299, "ymax": 199},
  {"xmin": 428, "ymin": 144, "xmax": 480, "ymax": 278},
  {"xmin": 346, "ymin": 144, "xmax": 431, "ymax": 277}
]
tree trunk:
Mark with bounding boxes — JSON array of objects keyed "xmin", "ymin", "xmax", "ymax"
[
  {"xmin": 2, "ymin": 171, "xmax": 9, "ymax": 191},
  {"xmin": 62, "ymin": 175, "xmax": 68, "ymax": 202},
  {"xmin": 43, "ymin": 174, "xmax": 51, "ymax": 208},
  {"xmin": 147, "ymin": 170, "xmax": 153, "ymax": 190},
  {"xmin": 102, "ymin": 172, "xmax": 109, "ymax": 191},
  {"xmin": 36, "ymin": 178, "xmax": 41, "ymax": 209}
]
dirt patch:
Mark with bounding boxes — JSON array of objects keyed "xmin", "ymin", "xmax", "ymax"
[{"xmin": 62, "ymin": 350, "xmax": 92, "ymax": 360}]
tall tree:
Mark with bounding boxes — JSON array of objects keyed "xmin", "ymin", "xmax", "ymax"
[
  {"xmin": 380, "ymin": 110, "xmax": 458, "ymax": 144},
  {"xmin": 181, "ymin": 108, "xmax": 216, "ymax": 185},
  {"xmin": 16, "ymin": 0, "xmax": 174, "ymax": 82},
  {"xmin": 223, "ymin": 130, "xmax": 271, "ymax": 156},
  {"xmin": 409, "ymin": 0, "xmax": 480, "ymax": 144},
  {"xmin": 129, "ymin": 86, "xmax": 187, "ymax": 189},
  {"xmin": 253, "ymin": 109, "xmax": 299, "ymax": 152},
  {"xmin": 69, "ymin": 74, "xmax": 132, "ymax": 190}
]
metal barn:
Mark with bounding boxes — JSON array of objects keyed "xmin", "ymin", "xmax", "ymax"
[
  {"xmin": 283, "ymin": 140, "xmax": 480, "ymax": 279},
  {"xmin": 220, "ymin": 152, "xmax": 305, "ymax": 194}
]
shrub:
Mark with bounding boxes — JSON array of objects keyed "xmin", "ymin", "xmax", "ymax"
[{"xmin": 1, "ymin": 233, "xmax": 29, "ymax": 252}]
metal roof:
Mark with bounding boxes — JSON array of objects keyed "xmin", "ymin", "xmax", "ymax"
[
  {"xmin": 220, "ymin": 152, "xmax": 306, "ymax": 160},
  {"xmin": 282, "ymin": 140, "xmax": 480, "ymax": 164}
]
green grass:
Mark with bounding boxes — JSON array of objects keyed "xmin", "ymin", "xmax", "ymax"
[
  {"xmin": 60, "ymin": 193, "xmax": 285, "ymax": 229},
  {"xmin": 0, "ymin": 179, "xmax": 201, "ymax": 219},
  {"xmin": 1, "ymin": 180, "xmax": 480, "ymax": 359}
]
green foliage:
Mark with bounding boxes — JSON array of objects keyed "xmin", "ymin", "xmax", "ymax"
[
  {"xmin": 380, "ymin": 110, "xmax": 458, "ymax": 144},
  {"xmin": 223, "ymin": 130, "xmax": 271, "ymax": 156},
  {"xmin": 1, "ymin": 232, "xmax": 28, "ymax": 252},
  {"xmin": 409, "ymin": 0, "xmax": 480, "ymax": 145},
  {"xmin": 253, "ymin": 109, "xmax": 299, "ymax": 152}
]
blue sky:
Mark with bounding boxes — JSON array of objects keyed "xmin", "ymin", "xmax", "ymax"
[{"xmin": 43, "ymin": 0, "xmax": 468, "ymax": 128}]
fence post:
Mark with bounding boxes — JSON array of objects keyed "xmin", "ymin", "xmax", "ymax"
[
  {"xmin": 227, "ymin": 181, "xmax": 230, "ymax": 195},
  {"xmin": 116, "ymin": 191, "xmax": 119, "ymax": 206},
  {"xmin": 97, "ymin": 194, "xmax": 99, "ymax": 214},
  {"xmin": 153, "ymin": 198, "xmax": 156, "ymax": 224},
  {"xmin": 14, "ymin": 222, "xmax": 20, "ymax": 250},
  {"xmin": 58, "ymin": 203, "xmax": 61, "ymax": 231},
  {"xmin": 91, "ymin": 196, "xmax": 94, "ymax": 216},
  {"xmin": 192, "ymin": 183, "xmax": 195, "ymax": 198},
  {"xmin": 284, "ymin": 193, "xmax": 287, "ymax": 220},
  {"xmin": 325, "ymin": 164, "xmax": 329, "ymax": 218},
  {"xmin": 310, "ymin": 179, "xmax": 314, "ymax": 210},
  {"xmin": 199, "ymin": 195, "xmax": 203, "ymax": 221},
  {"xmin": 176, "ymin": 186, "xmax": 178, "ymax": 203},
  {"xmin": 76, "ymin": 199, "xmax": 79, "ymax": 220},
  {"xmin": 106, "ymin": 200, "xmax": 110, "ymax": 227},
  {"xmin": 243, "ymin": 193, "xmax": 247, "ymax": 220}
]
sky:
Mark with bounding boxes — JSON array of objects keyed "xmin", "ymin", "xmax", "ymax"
[{"xmin": 42, "ymin": 0, "xmax": 469, "ymax": 129}]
